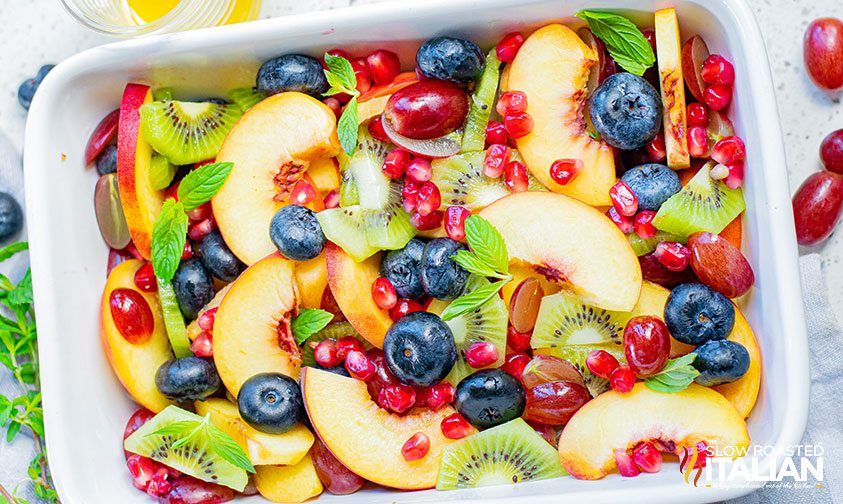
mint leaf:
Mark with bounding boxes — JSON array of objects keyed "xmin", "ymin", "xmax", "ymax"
[
  {"xmin": 464, "ymin": 215, "xmax": 509, "ymax": 275},
  {"xmin": 323, "ymin": 53, "xmax": 357, "ymax": 94},
  {"xmin": 146, "ymin": 420, "xmax": 200, "ymax": 438},
  {"xmin": 206, "ymin": 423, "xmax": 256, "ymax": 474},
  {"xmin": 8, "ymin": 269, "xmax": 33, "ymax": 307},
  {"xmin": 337, "ymin": 96, "xmax": 359, "ymax": 155},
  {"xmin": 577, "ymin": 10, "xmax": 656, "ymax": 76},
  {"xmin": 177, "ymin": 162, "xmax": 233, "ymax": 211},
  {"xmin": 450, "ymin": 250, "xmax": 500, "ymax": 278},
  {"xmin": 151, "ymin": 199, "xmax": 188, "ymax": 283},
  {"xmin": 441, "ymin": 278, "xmax": 507, "ymax": 321},
  {"xmin": 0, "ymin": 242, "xmax": 27, "ymax": 262},
  {"xmin": 292, "ymin": 308, "xmax": 334, "ymax": 344},
  {"xmin": 644, "ymin": 353, "xmax": 700, "ymax": 393}
]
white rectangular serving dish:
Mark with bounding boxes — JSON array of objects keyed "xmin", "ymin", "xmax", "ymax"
[{"xmin": 24, "ymin": 0, "xmax": 809, "ymax": 502}]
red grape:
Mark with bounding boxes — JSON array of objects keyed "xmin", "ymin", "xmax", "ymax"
[
  {"xmin": 804, "ymin": 18, "xmax": 843, "ymax": 92},
  {"xmin": 85, "ymin": 109, "xmax": 120, "ymax": 165},
  {"xmin": 792, "ymin": 171, "xmax": 843, "ymax": 246},
  {"xmin": 687, "ymin": 231, "xmax": 754, "ymax": 298},
  {"xmin": 109, "ymin": 288, "xmax": 154, "ymax": 344},
  {"xmin": 522, "ymin": 380, "xmax": 590, "ymax": 426},
  {"xmin": 384, "ymin": 80, "xmax": 468, "ymax": 139},
  {"xmin": 159, "ymin": 476, "xmax": 234, "ymax": 504},
  {"xmin": 623, "ymin": 316, "xmax": 670, "ymax": 377},
  {"xmin": 820, "ymin": 129, "xmax": 843, "ymax": 174},
  {"xmin": 508, "ymin": 278, "xmax": 543, "ymax": 333},
  {"xmin": 521, "ymin": 354, "xmax": 586, "ymax": 389},
  {"xmin": 638, "ymin": 252, "xmax": 698, "ymax": 288}
]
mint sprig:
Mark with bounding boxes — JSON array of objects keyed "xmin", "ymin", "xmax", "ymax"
[
  {"xmin": 291, "ymin": 308, "xmax": 334, "ymax": 344},
  {"xmin": 644, "ymin": 353, "xmax": 700, "ymax": 393},
  {"xmin": 577, "ymin": 10, "xmax": 656, "ymax": 76},
  {"xmin": 323, "ymin": 53, "xmax": 360, "ymax": 155},
  {"xmin": 177, "ymin": 161, "xmax": 233, "ymax": 211},
  {"xmin": 442, "ymin": 216, "xmax": 512, "ymax": 321}
]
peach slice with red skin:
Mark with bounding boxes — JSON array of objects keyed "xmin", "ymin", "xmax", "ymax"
[
  {"xmin": 655, "ymin": 8, "xmax": 691, "ymax": 169},
  {"xmin": 301, "ymin": 367, "xmax": 468, "ymax": 490},
  {"xmin": 558, "ymin": 383, "xmax": 749, "ymax": 479}
]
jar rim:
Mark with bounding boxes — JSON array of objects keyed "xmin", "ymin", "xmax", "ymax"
[{"xmin": 58, "ymin": 0, "xmax": 231, "ymax": 36}]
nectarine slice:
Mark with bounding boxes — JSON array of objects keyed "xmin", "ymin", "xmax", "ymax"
[
  {"xmin": 558, "ymin": 383, "xmax": 749, "ymax": 479},
  {"xmin": 254, "ymin": 453, "xmax": 323, "ymax": 503},
  {"xmin": 294, "ymin": 251, "xmax": 328, "ymax": 309},
  {"xmin": 301, "ymin": 367, "xmax": 462, "ymax": 490},
  {"xmin": 713, "ymin": 308, "xmax": 761, "ymax": 418},
  {"xmin": 655, "ymin": 8, "xmax": 691, "ymax": 169},
  {"xmin": 213, "ymin": 254, "xmax": 300, "ymax": 395}
]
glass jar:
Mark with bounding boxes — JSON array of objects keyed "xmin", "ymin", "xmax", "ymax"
[{"xmin": 59, "ymin": 0, "xmax": 262, "ymax": 37}]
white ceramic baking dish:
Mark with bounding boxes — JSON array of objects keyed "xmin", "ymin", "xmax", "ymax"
[{"xmin": 23, "ymin": 0, "xmax": 809, "ymax": 502}]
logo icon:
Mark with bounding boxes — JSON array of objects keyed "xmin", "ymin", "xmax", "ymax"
[{"xmin": 680, "ymin": 445, "xmax": 705, "ymax": 487}]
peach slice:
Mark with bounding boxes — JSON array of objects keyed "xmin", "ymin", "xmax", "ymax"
[
  {"xmin": 558, "ymin": 383, "xmax": 749, "ymax": 479},
  {"xmin": 195, "ymin": 398, "xmax": 314, "ymax": 466},
  {"xmin": 479, "ymin": 192, "xmax": 642, "ymax": 312},
  {"xmin": 101, "ymin": 259, "xmax": 174, "ymax": 413},
  {"xmin": 213, "ymin": 254, "xmax": 300, "ymax": 395},
  {"xmin": 254, "ymin": 454, "xmax": 323, "ymax": 503},
  {"xmin": 295, "ymin": 251, "xmax": 328, "ymax": 309},
  {"xmin": 117, "ymin": 84, "xmax": 165, "ymax": 259},
  {"xmin": 325, "ymin": 244, "xmax": 391, "ymax": 347},
  {"xmin": 713, "ymin": 309, "xmax": 761, "ymax": 418},
  {"xmin": 213, "ymin": 92, "xmax": 341, "ymax": 265},
  {"xmin": 505, "ymin": 24, "xmax": 616, "ymax": 206},
  {"xmin": 301, "ymin": 367, "xmax": 464, "ymax": 489},
  {"xmin": 308, "ymin": 157, "xmax": 340, "ymax": 195},
  {"xmin": 655, "ymin": 8, "xmax": 691, "ymax": 169}
]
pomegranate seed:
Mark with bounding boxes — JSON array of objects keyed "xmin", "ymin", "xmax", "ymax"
[
  {"xmin": 633, "ymin": 211, "xmax": 657, "ymax": 239},
  {"xmin": 187, "ymin": 201, "xmax": 212, "ymax": 222},
  {"xmin": 133, "ymin": 263, "xmax": 158, "ymax": 293},
  {"xmin": 632, "ymin": 442, "xmax": 663, "ymax": 473},
  {"xmin": 190, "ymin": 331, "xmax": 214, "ymax": 357},
  {"xmin": 507, "ymin": 326, "xmax": 532, "ymax": 352},
  {"xmin": 401, "ymin": 432, "xmax": 430, "ymax": 461},
  {"xmin": 709, "ymin": 163, "xmax": 730, "ymax": 181},
  {"xmin": 372, "ymin": 277, "xmax": 398, "ymax": 310},
  {"xmin": 345, "ymin": 350, "xmax": 375, "ymax": 381},
  {"xmin": 686, "ymin": 103, "xmax": 709, "ymax": 127},
  {"xmin": 416, "ymin": 182, "xmax": 442, "ymax": 217},
  {"xmin": 654, "ymin": 241, "xmax": 691, "ymax": 272},
  {"xmin": 324, "ymin": 97, "xmax": 342, "ymax": 117},
  {"xmin": 181, "ymin": 240, "xmax": 193, "ymax": 260},
  {"xmin": 382, "ymin": 384, "xmax": 417, "ymax": 413},
  {"xmin": 701, "ymin": 54, "xmax": 735, "ymax": 86},
  {"xmin": 368, "ymin": 115, "xmax": 390, "ymax": 142},
  {"xmin": 444, "ymin": 206, "xmax": 470, "ymax": 241},
  {"xmin": 610, "ymin": 181, "xmax": 639, "ymax": 217},
  {"xmin": 324, "ymin": 189, "xmax": 340, "ymax": 209},
  {"xmin": 441, "ymin": 413, "xmax": 473, "ymax": 439},
  {"xmin": 325, "ymin": 48, "xmax": 351, "ymax": 62},
  {"xmin": 406, "ymin": 157, "xmax": 432, "ymax": 184},
  {"xmin": 504, "ymin": 112, "xmax": 534, "ymax": 139},
  {"xmin": 606, "ymin": 207, "xmax": 634, "ymax": 234},
  {"xmin": 197, "ymin": 307, "xmax": 218, "ymax": 331},
  {"xmin": 165, "ymin": 181, "xmax": 181, "ymax": 201},
  {"xmin": 646, "ymin": 135, "xmax": 667, "ymax": 162},
  {"xmin": 704, "ymin": 83, "xmax": 732, "ymax": 111},
  {"xmin": 586, "ymin": 349, "xmax": 620, "ymax": 379},
  {"xmin": 484, "ymin": 144, "xmax": 510, "ymax": 179},
  {"xmin": 127, "ymin": 454, "xmax": 159, "ymax": 491},
  {"xmin": 504, "ymin": 161, "xmax": 529, "ymax": 193},
  {"xmin": 641, "ymin": 28, "xmax": 657, "ymax": 50},
  {"xmin": 465, "ymin": 341, "xmax": 499, "ymax": 368},
  {"xmin": 314, "ymin": 339, "xmax": 342, "ymax": 367},
  {"xmin": 350, "ymin": 58, "xmax": 372, "ymax": 94},
  {"xmin": 500, "ymin": 352, "xmax": 531, "ymax": 383},
  {"xmin": 496, "ymin": 32, "xmax": 525, "ymax": 63},
  {"xmin": 389, "ymin": 298, "xmax": 424, "ymax": 320},
  {"xmin": 424, "ymin": 382, "xmax": 455, "ymax": 411},
  {"xmin": 383, "ymin": 148, "xmax": 411, "ymax": 179},
  {"xmin": 289, "ymin": 179, "xmax": 317, "ymax": 206},
  {"xmin": 496, "ymin": 91, "xmax": 528, "ymax": 116},
  {"xmin": 614, "ymin": 449, "xmax": 641, "ymax": 477},
  {"xmin": 485, "ymin": 121, "xmax": 508, "ymax": 145},
  {"xmin": 336, "ymin": 336, "xmax": 364, "ymax": 360},
  {"xmin": 402, "ymin": 181, "xmax": 420, "ymax": 213},
  {"xmin": 610, "ymin": 365, "xmax": 636, "ymax": 393},
  {"xmin": 549, "ymin": 159, "xmax": 583, "ymax": 186},
  {"xmin": 687, "ymin": 126, "xmax": 709, "ymax": 158},
  {"xmin": 366, "ymin": 49, "xmax": 401, "ymax": 85},
  {"xmin": 187, "ymin": 217, "xmax": 215, "ymax": 241},
  {"xmin": 147, "ymin": 468, "xmax": 172, "ymax": 498},
  {"xmin": 124, "ymin": 409, "xmax": 155, "ymax": 441},
  {"xmin": 410, "ymin": 210, "xmax": 443, "ymax": 231},
  {"xmin": 711, "ymin": 136, "xmax": 746, "ymax": 165},
  {"xmin": 724, "ymin": 161, "xmax": 745, "ymax": 189}
]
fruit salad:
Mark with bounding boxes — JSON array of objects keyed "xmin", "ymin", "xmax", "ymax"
[{"xmin": 88, "ymin": 7, "xmax": 760, "ymax": 502}]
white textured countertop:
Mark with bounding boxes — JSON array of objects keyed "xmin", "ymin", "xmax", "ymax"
[{"xmin": 0, "ymin": 0, "xmax": 841, "ymax": 305}]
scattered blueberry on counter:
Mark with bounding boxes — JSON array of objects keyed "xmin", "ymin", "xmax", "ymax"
[
  {"xmin": 0, "ymin": 192, "xmax": 23, "ymax": 242},
  {"xmin": 18, "ymin": 64, "xmax": 55, "ymax": 110}
]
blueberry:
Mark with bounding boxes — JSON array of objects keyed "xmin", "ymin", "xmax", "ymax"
[
  {"xmin": 416, "ymin": 37, "xmax": 485, "ymax": 83},
  {"xmin": 692, "ymin": 340, "xmax": 750, "ymax": 386},
  {"xmin": 380, "ymin": 239, "xmax": 425, "ymax": 299},
  {"xmin": 155, "ymin": 357, "xmax": 221, "ymax": 401},
  {"xmin": 36, "ymin": 64, "xmax": 55, "ymax": 82},
  {"xmin": 420, "ymin": 238, "xmax": 469, "ymax": 300},
  {"xmin": 17, "ymin": 64, "xmax": 54, "ymax": 111},
  {"xmin": 96, "ymin": 144, "xmax": 119, "ymax": 176},
  {"xmin": 455, "ymin": 369, "xmax": 525, "ymax": 430},
  {"xmin": 383, "ymin": 311, "xmax": 456, "ymax": 387},
  {"xmin": 257, "ymin": 54, "xmax": 328, "ymax": 98},
  {"xmin": 197, "ymin": 230, "xmax": 246, "ymax": 282},
  {"xmin": 172, "ymin": 258, "xmax": 214, "ymax": 320},
  {"xmin": 0, "ymin": 193, "xmax": 23, "ymax": 242},
  {"xmin": 269, "ymin": 205, "xmax": 326, "ymax": 261},
  {"xmin": 203, "ymin": 97, "xmax": 229, "ymax": 105},
  {"xmin": 238, "ymin": 373, "xmax": 304, "ymax": 434},
  {"xmin": 314, "ymin": 364, "xmax": 350, "ymax": 378},
  {"xmin": 620, "ymin": 163, "xmax": 681, "ymax": 211},
  {"xmin": 589, "ymin": 72, "xmax": 662, "ymax": 150},
  {"xmin": 664, "ymin": 283, "xmax": 735, "ymax": 345}
]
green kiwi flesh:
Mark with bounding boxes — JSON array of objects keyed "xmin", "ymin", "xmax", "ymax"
[
  {"xmin": 227, "ymin": 87, "xmax": 267, "ymax": 113},
  {"xmin": 627, "ymin": 230, "xmax": 684, "ymax": 256},
  {"xmin": 461, "ymin": 50, "xmax": 501, "ymax": 152},
  {"xmin": 149, "ymin": 154, "xmax": 177, "ymax": 190},
  {"xmin": 139, "ymin": 100, "xmax": 242, "ymax": 165},
  {"xmin": 124, "ymin": 405, "xmax": 248, "ymax": 491},
  {"xmin": 300, "ymin": 322, "xmax": 371, "ymax": 367},
  {"xmin": 436, "ymin": 418, "xmax": 565, "ymax": 490},
  {"xmin": 316, "ymin": 205, "xmax": 379, "ymax": 262},
  {"xmin": 653, "ymin": 161, "xmax": 745, "ymax": 239},
  {"xmin": 532, "ymin": 290, "xmax": 632, "ymax": 348}
]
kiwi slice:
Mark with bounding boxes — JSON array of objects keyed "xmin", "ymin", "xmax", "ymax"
[
  {"xmin": 340, "ymin": 128, "xmax": 392, "ymax": 210},
  {"xmin": 153, "ymin": 87, "xmax": 174, "ymax": 101},
  {"xmin": 627, "ymin": 230, "xmax": 684, "ymax": 256},
  {"xmin": 228, "ymin": 87, "xmax": 266, "ymax": 113},
  {"xmin": 543, "ymin": 344, "xmax": 624, "ymax": 397},
  {"xmin": 532, "ymin": 290, "xmax": 632, "ymax": 348},
  {"xmin": 436, "ymin": 418, "xmax": 565, "ymax": 490},
  {"xmin": 339, "ymin": 168, "xmax": 360, "ymax": 207},
  {"xmin": 157, "ymin": 281, "xmax": 192, "ymax": 358},
  {"xmin": 149, "ymin": 154, "xmax": 177, "ymax": 190},
  {"xmin": 317, "ymin": 206, "xmax": 379, "ymax": 261},
  {"xmin": 364, "ymin": 182, "xmax": 416, "ymax": 250},
  {"xmin": 461, "ymin": 50, "xmax": 501, "ymax": 152},
  {"xmin": 124, "ymin": 405, "xmax": 248, "ymax": 491},
  {"xmin": 653, "ymin": 161, "xmax": 745, "ymax": 239},
  {"xmin": 139, "ymin": 100, "xmax": 242, "ymax": 165},
  {"xmin": 300, "ymin": 321, "xmax": 372, "ymax": 367},
  {"xmin": 433, "ymin": 276, "xmax": 508, "ymax": 385}
]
